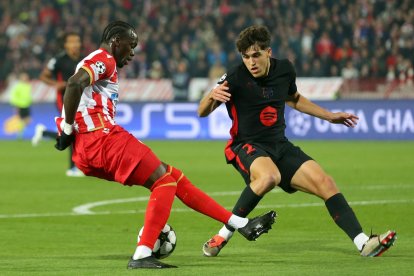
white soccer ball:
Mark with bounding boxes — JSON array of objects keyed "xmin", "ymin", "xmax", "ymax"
[{"xmin": 137, "ymin": 223, "xmax": 177, "ymax": 259}]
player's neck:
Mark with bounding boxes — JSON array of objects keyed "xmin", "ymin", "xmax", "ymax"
[
  {"xmin": 100, "ymin": 44, "xmax": 112, "ymax": 55},
  {"xmin": 264, "ymin": 59, "xmax": 270, "ymax": 76}
]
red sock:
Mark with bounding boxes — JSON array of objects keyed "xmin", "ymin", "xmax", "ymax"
[
  {"xmin": 138, "ymin": 173, "xmax": 177, "ymax": 249},
  {"xmin": 169, "ymin": 166, "xmax": 232, "ymax": 224}
]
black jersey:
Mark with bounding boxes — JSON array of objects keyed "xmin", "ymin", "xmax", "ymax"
[
  {"xmin": 219, "ymin": 58, "xmax": 297, "ymax": 147},
  {"xmin": 46, "ymin": 51, "xmax": 81, "ymax": 110}
]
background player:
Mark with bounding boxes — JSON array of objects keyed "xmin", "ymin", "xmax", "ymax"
[
  {"xmin": 198, "ymin": 25, "xmax": 396, "ymax": 258},
  {"xmin": 32, "ymin": 31, "xmax": 83, "ymax": 177},
  {"xmin": 55, "ymin": 20, "xmax": 276, "ymax": 269}
]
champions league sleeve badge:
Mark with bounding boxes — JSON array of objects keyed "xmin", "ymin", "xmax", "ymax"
[{"xmin": 95, "ymin": 61, "xmax": 106, "ymax": 75}]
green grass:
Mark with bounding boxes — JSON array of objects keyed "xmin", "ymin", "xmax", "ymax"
[{"xmin": 0, "ymin": 140, "xmax": 413, "ymax": 275}]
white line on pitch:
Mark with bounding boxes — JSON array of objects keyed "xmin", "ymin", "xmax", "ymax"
[{"xmin": 0, "ymin": 198, "xmax": 412, "ymax": 219}]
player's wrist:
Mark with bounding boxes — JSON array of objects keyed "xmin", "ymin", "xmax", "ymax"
[{"xmin": 63, "ymin": 121, "xmax": 74, "ymax": 135}]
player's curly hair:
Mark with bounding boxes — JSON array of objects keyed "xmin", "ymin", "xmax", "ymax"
[
  {"xmin": 100, "ymin": 20, "xmax": 136, "ymax": 43},
  {"xmin": 236, "ymin": 25, "xmax": 271, "ymax": 53}
]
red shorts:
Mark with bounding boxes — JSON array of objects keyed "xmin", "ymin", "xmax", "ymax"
[{"xmin": 72, "ymin": 125, "xmax": 161, "ymax": 185}]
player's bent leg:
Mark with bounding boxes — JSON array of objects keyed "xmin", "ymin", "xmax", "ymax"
[
  {"xmin": 203, "ymin": 157, "xmax": 280, "ymax": 257},
  {"xmin": 127, "ymin": 160, "xmax": 178, "ymax": 267},
  {"xmin": 290, "ymin": 161, "xmax": 397, "ymax": 256},
  {"xmin": 249, "ymin": 156, "xmax": 281, "ymax": 196},
  {"xmin": 170, "ymin": 165, "xmax": 233, "ymax": 223}
]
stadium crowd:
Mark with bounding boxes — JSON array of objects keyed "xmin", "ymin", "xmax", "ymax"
[{"xmin": 1, "ymin": 0, "xmax": 413, "ymax": 91}]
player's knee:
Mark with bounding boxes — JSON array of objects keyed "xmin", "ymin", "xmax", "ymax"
[
  {"xmin": 253, "ymin": 171, "xmax": 281, "ymax": 193},
  {"xmin": 315, "ymin": 174, "xmax": 338, "ymax": 198}
]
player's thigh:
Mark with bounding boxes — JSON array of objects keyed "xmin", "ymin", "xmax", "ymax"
[
  {"xmin": 124, "ymin": 145, "xmax": 163, "ymax": 187},
  {"xmin": 233, "ymin": 143, "xmax": 280, "ymax": 184},
  {"xmin": 290, "ymin": 160, "xmax": 339, "ymax": 200},
  {"xmin": 250, "ymin": 156, "xmax": 281, "ymax": 184},
  {"xmin": 232, "ymin": 143, "xmax": 272, "ymax": 182}
]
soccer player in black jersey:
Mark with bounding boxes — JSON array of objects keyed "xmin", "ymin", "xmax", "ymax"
[
  {"xmin": 198, "ymin": 25, "xmax": 396, "ymax": 257},
  {"xmin": 32, "ymin": 32, "xmax": 84, "ymax": 177}
]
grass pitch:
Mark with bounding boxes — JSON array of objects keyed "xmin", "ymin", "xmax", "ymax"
[{"xmin": 0, "ymin": 140, "xmax": 413, "ymax": 275}]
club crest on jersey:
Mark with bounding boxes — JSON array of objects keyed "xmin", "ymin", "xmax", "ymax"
[{"xmin": 95, "ymin": 61, "xmax": 106, "ymax": 74}]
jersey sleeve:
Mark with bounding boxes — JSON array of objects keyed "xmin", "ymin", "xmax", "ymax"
[
  {"xmin": 286, "ymin": 59, "xmax": 298, "ymax": 95},
  {"xmin": 215, "ymin": 65, "xmax": 238, "ymax": 94},
  {"xmin": 46, "ymin": 57, "xmax": 58, "ymax": 77},
  {"xmin": 79, "ymin": 53, "xmax": 115, "ymax": 85}
]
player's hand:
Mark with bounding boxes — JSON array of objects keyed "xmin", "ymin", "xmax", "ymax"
[
  {"xmin": 55, "ymin": 132, "xmax": 74, "ymax": 151},
  {"xmin": 329, "ymin": 112, "xmax": 359, "ymax": 128},
  {"xmin": 55, "ymin": 121, "xmax": 74, "ymax": 151},
  {"xmin": 210, "ymin": 81, "xmax": 231, "ymax": 103}
]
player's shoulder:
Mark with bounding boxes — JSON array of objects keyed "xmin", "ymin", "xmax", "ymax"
[
  {"xmin": 54, "ymin": 51, "xmax": 67, "ymax": 60},
  {"xmin": 274, "ymin": 58, "xmax": 295, "ymax": 71},
  {"xmin": 80, "ymin": 48, "xmax": 116, "ymax": 79},
  {"xmin": 271, "ymin": 58, "xmax": 296, "ymax": 78},
  {"xmin": 86, "ymin": 49, "xmax": 114, "ymax": 63},
  {"xmin": 219, "ymin": 63, "xmax": 246, "ymax": 84}
]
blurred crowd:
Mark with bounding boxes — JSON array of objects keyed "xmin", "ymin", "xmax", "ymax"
[{"xmin": 1, "ymin": 0, "xmax": 413, "ymax": 91}]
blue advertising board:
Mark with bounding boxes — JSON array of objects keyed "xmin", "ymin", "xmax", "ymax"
[{"xmin": 0, "ymin": 100, "xmax": 413, "ymax": 140}]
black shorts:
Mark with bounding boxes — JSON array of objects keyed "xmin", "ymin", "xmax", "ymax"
[
  {"xmin": 228, "ymin": 141, "xmax": 313, "ymax": 193},
  {"xmin": 18, "ymin": 107, "xmax": 31, "ymax": 119}
]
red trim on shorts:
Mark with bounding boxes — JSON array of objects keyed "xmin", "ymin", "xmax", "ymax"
[{"xmin": 235, "ymin": 155, "xmax": 249, "ymax": 174}]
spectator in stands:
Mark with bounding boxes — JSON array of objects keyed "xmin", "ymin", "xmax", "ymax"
[
  {"xmin": 0, "ymin": 0, "xmax": 413, "ymax": 89},
  {"xmin": 171, "ymin": 59, "xmax": 191, "ymax": 102}
]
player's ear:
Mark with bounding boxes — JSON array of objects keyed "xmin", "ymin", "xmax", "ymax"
[
  {"xmin": 111, "ymin": 35, "xmax": 120, "ymax": 46},
  {"xmin": 267, "ymin": 47, "xmax": 272, "ymax": 57}
]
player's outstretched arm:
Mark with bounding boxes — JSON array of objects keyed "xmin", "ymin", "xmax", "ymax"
[
  {"xmin": 198, "ymin": 81, "xmax": 230, "ymax": 117},
  {"xmin": 286, "ymin": 91, "xmax": 358, "ymax": 128}
]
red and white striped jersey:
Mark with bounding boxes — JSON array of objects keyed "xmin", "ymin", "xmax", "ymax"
[{"xmin": 61, "ymin": 48, "xmax": 119, "ymax": 133}]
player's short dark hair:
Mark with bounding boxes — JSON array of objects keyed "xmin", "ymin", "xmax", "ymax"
[
  {"xmin": 101, "ymin": 20, "xmax": 136, "ymax": 43},
  {"xmin": 236, "ymin": 25, "xmax": 271, "ymax": 53}
]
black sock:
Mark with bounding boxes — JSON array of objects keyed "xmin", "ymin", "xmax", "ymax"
[
  {"xmin": 69, "ymin": 146, "xmax": 75, "ymax": 168},
  {"xmin": 225, "ymin": 185, "xmax": 263, "ymax": 232},
  {"xmin": 43, "ymin": 130, "xmax": 58, "ymax": 139},
  {"xmin": 325, "ymin": 193, "xmax": 363, "ymax": 240}
]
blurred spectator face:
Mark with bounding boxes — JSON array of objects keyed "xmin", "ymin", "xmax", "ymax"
[
  {"xmin": 19, "ymin": 72, "xmax": 30, "ymax": 82},
  {"xmin": 241, "ymin": 44, "xmax": 271, "ymax": 78},
  {"xmin": 64, "ymin": 34, "xmax": 81, "ymax": 58}
]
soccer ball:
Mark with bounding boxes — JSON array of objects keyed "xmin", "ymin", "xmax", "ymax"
[{"xmin": 137, "ymin": 224, "xmax": 177, "ymax": 259}]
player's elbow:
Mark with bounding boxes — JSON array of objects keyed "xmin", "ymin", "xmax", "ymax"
[
  {"xmin": 66, "ymin": 77, "xmax": 81, "ymax": 89},
  {"xmin": 66, "ymin": 75, "xmax": 85, "ymax": 96}
]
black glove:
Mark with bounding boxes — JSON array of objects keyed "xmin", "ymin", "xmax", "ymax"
[{"xmin": 55, "ymin": 131, "xmax": 74, "ymax": 151}]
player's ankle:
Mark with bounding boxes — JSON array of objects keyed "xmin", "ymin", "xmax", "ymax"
[{"xmin": 219, "ymin": 225, "xmax": 234, "ymax": 241}]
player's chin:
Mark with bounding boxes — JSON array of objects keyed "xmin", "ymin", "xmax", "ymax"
[{"xmin": 117, "ymin": 63, "xmax": 125, "ymax": 68}]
